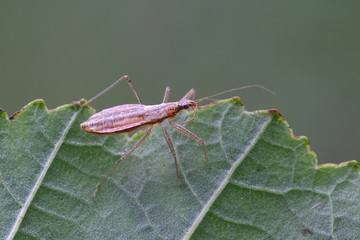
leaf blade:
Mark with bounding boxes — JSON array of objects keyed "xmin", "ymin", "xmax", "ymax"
[
  {"xmin": 0, "ymin": 100, "xmax": 83, "ymax": 240},
  {"xmin": 0, "ymin": 98, "xmax": 359, "ymax": 239}
]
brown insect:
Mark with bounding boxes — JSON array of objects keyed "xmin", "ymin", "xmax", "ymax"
[{"xmin": 81, "ymin": 75, "xmax": 274, "ymax": 197}]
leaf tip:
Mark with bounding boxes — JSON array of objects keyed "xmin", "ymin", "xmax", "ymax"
[
  {"xmin": 218, "ymin": 97, "xmax": 243, "ymax": 106},
  {"xmin": 267, "ymin": 108, "xmax": 283, "ymax": 118},
  {"xmin": 0, "ymin": 107, "xmax": 8, "ymax": 119},
  {"xmin": 70, "ymin": 98, "xmax": 88, "ymax": 106},
  {"xmin": 68, "ymin": 99, "xmax": 96, "ymax": 115},
  {"xmin": 2, "ymin": 99, "xmax": 47, "ymax": 121}
]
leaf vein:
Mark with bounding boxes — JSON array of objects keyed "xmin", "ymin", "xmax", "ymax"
[
  {"xmin": 6, "ymin": 109, "xmax": 81, "ymax": 240},
  {"xmin": 183, "ymin": 108, "xmax": 272, "ymax": 239}
]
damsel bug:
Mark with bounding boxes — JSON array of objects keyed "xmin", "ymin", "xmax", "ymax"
[{"xmin": 81, "ymin": 75, "xmax": 274, "ymax": 197}]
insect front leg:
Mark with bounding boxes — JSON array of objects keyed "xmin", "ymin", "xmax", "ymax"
[
  {"xmin": 168, "ymin": 118, "xmax": 208, "ymax": 164},
  {"xmin": 183, "ymin": 88, "xmax": 196, "ymax": 100},
  {"xmin": 181, "ymin": 109, "xmax": 197, "ymax": 126},
  {"xmin": 93, "ymin": 126, "xmax": 153, "ymax": 198}
]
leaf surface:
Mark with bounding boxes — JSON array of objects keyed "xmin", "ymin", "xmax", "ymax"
[{"xmin": 0, "ymin": 98, "xmax": 359, "ymax": 239}]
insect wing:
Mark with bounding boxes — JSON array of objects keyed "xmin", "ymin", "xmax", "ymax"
[{"xmin": 81, "ymin": 104, "xmax": 149, "ymax": 134}]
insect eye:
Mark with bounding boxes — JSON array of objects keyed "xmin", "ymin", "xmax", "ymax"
[{"xmin": 183, "ymin": 105, "xmax": 189, "ymax": 109}]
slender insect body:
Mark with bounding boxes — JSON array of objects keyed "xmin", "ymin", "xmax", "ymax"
[
  {"xmin": 81, "ymin": 99, "xmax": 196, "ymax": 134},
  {"xmin": 81, "ymin": 75, "xmax": 274, "ymax": 198}
]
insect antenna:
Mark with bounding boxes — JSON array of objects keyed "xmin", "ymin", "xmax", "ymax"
[
  {"xmin": 195, "ymin": 84, "xmax": 275, "ymax": 104},
  {"xmin": 182, "ymin": 84, "xmax": 275, "ymax": 125}
]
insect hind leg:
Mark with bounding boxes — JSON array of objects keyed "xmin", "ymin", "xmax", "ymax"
[
  {"xmin": 92, "ymin": 126, "xmax": 153, "ymax": 198},
  {"xmin": 86, "ymin": 75, "xmax": 143, "ymax": 105},
  {"xmin": 125, "ymin": 75, "xmax": 142, "ymax": 104}
]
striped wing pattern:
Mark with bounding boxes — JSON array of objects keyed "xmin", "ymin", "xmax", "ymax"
[{"xmin": 82, "ymin": 104, "xmax": 148, "ymax": 134}]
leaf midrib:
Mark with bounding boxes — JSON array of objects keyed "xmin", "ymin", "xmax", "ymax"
[
  {"xmin": 183, "ymin": 111, "xmax": 272, "ymax": 239},
  {"xmin": 6, "ymin": 109, "xmax": 81, "ymax": 240}
]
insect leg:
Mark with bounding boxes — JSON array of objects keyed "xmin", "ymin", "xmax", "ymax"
[
  {"xmin": 93, "ymin": 126, "xmax": 153, "ymax": 198},
  {"xmin": 180, "ymin": 88, "xmax": 197, "ymax": 125},
  {"xmin": 86, "ymin": 75, "xmax": 142, "ymax": 105},
  {"xmin": 158, "ymin": 122, "xmax": 180, "ymax": 180},
  {"xmin": 168, "ymin": 118, "xmax": 208, "ymax": 163},
  {"xmin": 181, "ymin": 110, "xmax": 197, "ymax": 126},
  {"xmin": 183, "ymin": 88, "xmax": 196, "ymax": 100},
  {"xmin": 125, "ymin": 75, "xmax": 142, "ymax": 104},
  {"xmin": 162, "ymin": 86, "xmax": 171, "ymax": 103}
]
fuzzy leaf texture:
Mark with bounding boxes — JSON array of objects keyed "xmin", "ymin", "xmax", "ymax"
[{"xmin": 0, "ymin": 98, "xmax": 359, "ymax": 240}]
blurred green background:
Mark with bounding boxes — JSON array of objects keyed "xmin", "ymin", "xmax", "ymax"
[{"xmin": 1, "ymin": 1, "xmax": 359, "ymax": 164}]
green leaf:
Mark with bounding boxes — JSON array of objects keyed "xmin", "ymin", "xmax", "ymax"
[{"xmin": 1, "ymin": 98, "xmax": 359, "ymax": 239}]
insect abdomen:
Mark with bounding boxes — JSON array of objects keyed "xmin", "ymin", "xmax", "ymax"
[{"xmin": 81, "ymin": 104, "xmax": 147, "ymax": 134}]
